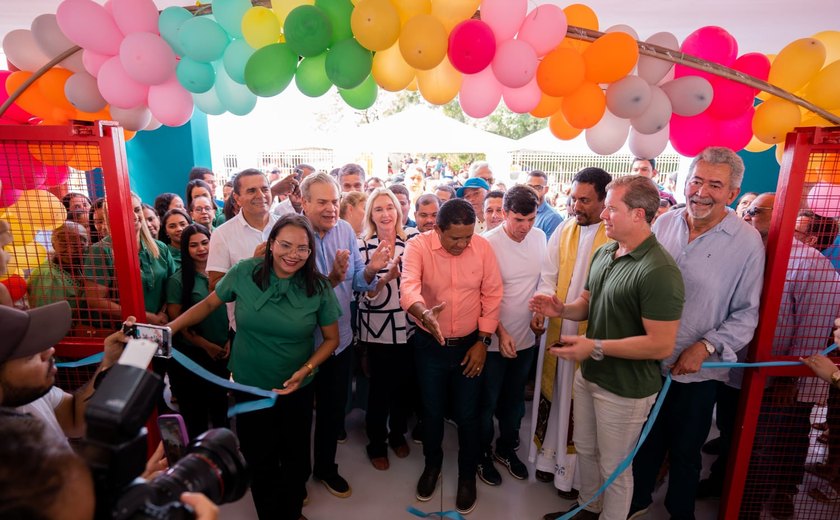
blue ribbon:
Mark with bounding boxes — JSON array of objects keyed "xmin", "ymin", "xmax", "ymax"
[
  {"xmin": 56, "ymin": 352, "xmax": 104, "ymax": 368},
  {"xmin": 555, "ymin": 343, "xmax": 838, "ymax": 520},
  {"xmin": 407, "ymin": 506, "xmax": 466, "ymax": 519}
]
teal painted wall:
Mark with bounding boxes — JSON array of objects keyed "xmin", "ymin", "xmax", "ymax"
[
  {"xmin": 738, "ymin": 147, "xmax": 781, "ymax": 198},
  {"xmin": 125, "ymin": 111, "xmax": 212, "ymax": 205}
]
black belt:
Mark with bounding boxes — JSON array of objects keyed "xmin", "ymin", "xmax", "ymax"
[{"xmin": 443, "ymin": 331, "xmax": 478, "ymax": 347}]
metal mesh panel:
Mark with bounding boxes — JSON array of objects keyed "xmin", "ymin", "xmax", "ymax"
[{"xmin": 259, "ymin": 149, "xmax": 335, "ymax": 175}]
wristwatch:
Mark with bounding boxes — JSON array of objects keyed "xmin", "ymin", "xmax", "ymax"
[
  {"xmin": 590, "ymin": 339, "xmax": 605, "ymax": 361},
  {"xmin": 478, "ymin": 335, "xmax": 492, "ymax": 347},
  {"xmin": 701, "ymin": 339, "xmax": 716, "ymax": 356}
]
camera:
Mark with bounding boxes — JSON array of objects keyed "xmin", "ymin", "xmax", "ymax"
[{"xmin": 80, "ymin": 356, "xmax": 248, "ymax": 519}]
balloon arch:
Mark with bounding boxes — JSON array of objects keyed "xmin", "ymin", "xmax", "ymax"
[{"xmin": 1, "ymin": 0, "xmax": 839, "ymax": 194}]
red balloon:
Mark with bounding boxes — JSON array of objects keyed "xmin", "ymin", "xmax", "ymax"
[
  {"xmin": 43, "ymin": 164, "xmax": 71, "ymax": 187},
  {"xmin": 0, "ymin": 70, "xmax": 35, "ymax": 123},
  {"xmin": 0, "ymin": 142, "xmax": 47, "ymax": 190},
  {"xmin": 712, "ymin": 106, "xmax": 754, "ymax": 151},
  {"xmin": 447, "ymin": 19, "xmax": 496, "ymax": 74},
  {"xmin": 670, "ymin": 112, "xmax": 717, "ymax": 157},
  {"xmin": 675, "ymin": 26, "xmax": 738, "ymax": 82},
  {"xmin": 1, "ymin": 275, "xmax": 28, "ymax": 301}
]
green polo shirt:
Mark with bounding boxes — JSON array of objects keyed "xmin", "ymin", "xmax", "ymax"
[
  {"xmin": 84, "ymin": 237, "xmax": 176, "ymax": 313},
  {"xmin": 213, "ymin": 207, "xmax": 226, "ymax": 228},
  {"xmin": 215, "ymin": 257, "xmax": 341, "ymax": 391},
  {"xmin": 167, "ymin": 270, "xmax": 229, "ymax": 346},
  {"xmin": 582, "ymin": 233, "xmax": 685, "ymax": 398}
]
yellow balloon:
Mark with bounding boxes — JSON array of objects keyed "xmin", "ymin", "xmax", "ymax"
[
  {"xmin": 416, "ymin": 56, "xmax": 462, "ymax": 105},
  {"xmin": 813, "ymin": 30, "xmax": 840, "ymax": 64},
  {"xmin": 769, "ymin": 38, "xmax": 826, "ymax": 93},
  {"xmin": 430, "ymin": 0, "xmax": 480, "ymax": 33},
  {"xmin": 242, "ymin": 6, "xmax": 282, "ymax": 49},
  {"xmin": 399, "ymin": 14, "xmax": 448, "ymax": 70},
  {"xmin": 753, "ymin": 98, "xmax": 801, "ymax": 144},
  {"xmin": 406, "ymin": 77, "xmax": 418, "ymax": 91},
  {"xmin": 804, "ymin": 60, "xmax": 840, "ymax": 110},
  {"xmin": 5, "ymin": 190, "xmax": 67, "ymax": 231},
  {"xmin": 351, "ymin": 0, "xmax": 401, "ymax": 51},
  {"xmin": 744, "ymin": 135, "xmax": 773, "ymax": 153},
  {"xmin": 774, "ymin": 143, "xmax": 784, "ymax": 165},
  {"xmin": 392, "ymin": 0, "xmax": 431, "ymax": 25},
  {"xmin": 5, "ymin": 242, "xmax": 47, "ymax": 275},
  {"xmin": 271, "ymin": 0, "xmax": 315, "ymax": 25},
  {"xmin": 372, "ymin": 42, "xmax": 416, "ymax": 91},
  {"xmin": 0, "ymin": 217, "xmax": 37, "ymax": 246},
  {"xmin": 756, "ymin": 54, "xmax": 776, "ymax": 101}
]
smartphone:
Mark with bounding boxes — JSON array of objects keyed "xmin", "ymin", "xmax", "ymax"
[
  {"xmin": 123, "ymin": 323, "xmax": 172, "ymax": 358},
  {"xmin": 157, "ymin": 414, "xmax": 189, "ymax": 464},
  {"xmin": 548, "ymin": 341, "xmax": 568, "ymax": 350}
]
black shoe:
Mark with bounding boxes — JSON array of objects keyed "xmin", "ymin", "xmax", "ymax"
[
  {"xmin": 313, "ymin": 473, "xmax": 351, "ymax": 498},
  {"xmin": 696, "ymin": 478, "xmax": 721, "ymax": 499},
  {"xmin": 456, "ymin": 477, "xmax": 477, "ymax": 514},
  {"xmin": 701, "ymin": 436, "xmax": 721, "ymax": 455},
  {"xmin": 544, "ymin": 506, "xmax": 599, "ymax": 520},
  {"xmin": 494, "ymin": 450, "xmax": 528, "ymax": 480},
  {"xmin": 536, "ymin": 470, "xmax": 554, "ymax": 483},
  {"xmin": 557, "ymin": 488, "xmax": 580, "ymax": 500},
  {"xmin": 476, "ymin": 455, "xmax": 502, "ymax": 486},
  {"xmin": 416, "ymin": 465, "xmax": 441, "ymax": 501},
  {"xmin": 513, "ymin": 437, "xmax": 521, "ymax": 452},
  {"xmin": 337, "ymin": 428, "xmax": 347, "ymax": 444}
]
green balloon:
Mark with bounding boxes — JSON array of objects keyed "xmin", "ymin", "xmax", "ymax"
[
  {"xmin": 159, "ymin": 7, "xmax": 193, "ymax": 56},
  {"xmin": 244, "ymin": 43, "xmax": 298, "ymax": 97},
  {"xmin": 213, "ymin": 0, "xmax": 251, "ymax": 38},
  {"xmin": 339, "ymin": 75, "xmax": 378, "ymax": 110},
  {"xmin": 296, "ymin": 53, "xmax": 332, "ymax": 97},
  {"xmin": 325, "ymin": 38, "xmax": 372, "ymax": 90},
  {"xmin": 176, "ymin": 58, "xmax": 216, "ymax": 93},
  {"xmin": 284, "ymin": 6, "xmax": 332, "ymax": 58},
  {"xmin": 223, "ymin": 38, "xmax": 255, "ymax": 84},
  {"xmin": 315, "ymin": 0, "xmax": 354, "ymax": 46},
  {"xmin": 178, "ymin": 17, "xmax": 230, "ymax": 63}
]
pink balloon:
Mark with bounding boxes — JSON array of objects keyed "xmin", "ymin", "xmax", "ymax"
[
  {"xmin": 0, "ymin": 187, "xmax": 23, "ymax": 208},
  {"xmin": 148, "ymin": 78, "xmax": 195, "ymax": 127},
  {"xmin": 448, "ymin": 20, "xmax": 496, "ymax": 75},
  {"xmin": 807, "ymin": 183, "xmax": 840, "ymax": 218},
  {"xmin": 97, "ymin": 56, "xmax": 150, "ymax": 108},
  {"xmin": 42, "ymin": 164, "xmax": 71, "ymax": 187},
  {"xmin": 491, "ymin": 39, "xmax": 538, "ymax": 88},
  {"xmin": 629, "ymin": 125, "xmax": 670, "ymax": 159},
  {"xmin": 670, "ymin": 112, "xmax": 717, "ymax": 157},
  {"xmin": 675, "ymin": 26, "xmax": 738, "ymax": 81},
  {"xmin": 706, "ymin": 75, "xmax": 754, "ymax": 120},
  {"xmin": 120, "ymin": 32, "xmax": 177, "ymax": 86},
  {"xmin": 712, "ymin": 106, "xmax": 754, "ymax": 151},
  {"xmin": 517, "ymin": 4, "xmax": 568, "ymax": 56},
  {"xmin": 502, "ymin": 76, "xmax": 541, "ymax": 114},
  {"xmin": 0, "ymin": 71, "xmax": 34, "ymax": 123},
  {"xmin": 480, "ymin": 0, "xmax": 527, "ymax": 43},
  {"xmin": 0, "ymin": 142, "xmax": 47, "ymax": 190},
  {"xmin": 82, "ymin": 49, "xmax": 111, "ymax": 77},
  {"xmin": 111, "ymin": 0, "xmax": 160, "ymax": 35},
  {"xmin": 56, "ymin": 0, "xmax": 124, "ymax": 55},
  {"xmin": 459, "ymin": 67, "xmax": 502, "ymax": 118}
]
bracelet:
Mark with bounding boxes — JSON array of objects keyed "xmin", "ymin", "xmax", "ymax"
[{"xmin": 304, "ymin": 362, "xmax": 315, "ymax": 374}]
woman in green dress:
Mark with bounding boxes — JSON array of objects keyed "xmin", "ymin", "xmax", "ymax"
[{"xmin": 160, "ymin": 208, "xmax": 191, "ymax": 269}]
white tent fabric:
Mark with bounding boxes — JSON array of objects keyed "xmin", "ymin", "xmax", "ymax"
[{"xmin": 511, "ymin": 128, "xmax": 681, "ymax": 157}]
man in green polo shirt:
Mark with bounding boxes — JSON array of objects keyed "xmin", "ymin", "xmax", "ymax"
[{"xmin": 530, "ymin": 175, "xmax": 684, "ymax": 520}]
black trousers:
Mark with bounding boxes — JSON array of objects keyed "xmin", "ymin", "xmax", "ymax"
[
  {"xmin": 235, "ymin": 383, "xmax": 314, "ymax": 520},
  {"xmin": 168, "ymin": 344, "xmax": 230, "ymax": 438},
  {"xmin": 313, "ymin": 345, "xmax": 353, "ymax": 477},
  {"xmin": 364, "ymin": 341, "xmax": 412, "ymax": 458}
]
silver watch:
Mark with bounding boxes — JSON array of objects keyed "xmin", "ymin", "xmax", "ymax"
[
  {"xmin": 701, "ymin": 339, "xmax": 716, "ymax": 356},
  {"xmin": 590, "ymin": 339, "xmax": 605, "ymax": 361}
]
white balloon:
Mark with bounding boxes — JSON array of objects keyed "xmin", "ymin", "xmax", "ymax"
[
  {"xmin": 605, "ymin": 24, "xmax": 639, "ymax": 40},
  {"xmin": 145, "ymin": 115, "xmax": 163, "ymax": 131},
  {"xmin": 2, "ymin": 29, "xmax": 51, "ymax": 71},
  {"xmin": 631, "ymin": 86, "xmax": 672, "ymax": 135},
  {"xmin": 31, "ymin": 14, "xmax": 85, "ymax": 73},
  {"xmin": 193, "ymin": 88, "xmax": 226, "ymax": 116},
  {"xmin": 110, "ymin": 105, "xmax": 152, "ymax": 131},
  {"xmin": 639, "ymin": 32, "xmax": 678, "ymax": 85},
  {"xmin": 629, "ymin": 125, "xmax": 670, "ymax": 159},
  {"xmin": 661, "ymin": 76, "xmax": 714, "ymax": 116},
  {"xmin": 585, "ymin": 109, "xmax": 631, "ymax": 155},
  {"xmin": 606, "ymin": 76, "xmax": 652, "ymax": 118},
  {"xmin": 64, "ymin": 72, "xmax": 107, "ymax": 112}
]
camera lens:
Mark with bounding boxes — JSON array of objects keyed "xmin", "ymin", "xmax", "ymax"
[{"xmin": 148, "ymin": 428, "xmax": 249, "ymax": 506}]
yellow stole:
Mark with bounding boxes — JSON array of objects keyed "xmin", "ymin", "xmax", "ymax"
[{"xmin": 540, "ymin": 220, "xmax": 610, "ymax": 401}]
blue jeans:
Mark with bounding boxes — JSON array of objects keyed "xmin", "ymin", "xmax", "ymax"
[
  {"xmin": 479, "ymin": 346, "xmax": 536, "ymax": 455},
  {"xmin": 412, "ymin": 329, "xmax": 482, "ymax": 478}
]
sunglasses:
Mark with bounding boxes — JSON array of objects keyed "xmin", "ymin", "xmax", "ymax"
[{"xmin": 744, "ymin": 206, "xmax": 773, "ymax": 217}]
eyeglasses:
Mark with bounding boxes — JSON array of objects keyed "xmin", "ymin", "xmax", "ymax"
[
  {"xmin": 274, "ymin": 240, "xmax": 311, "ymax": 257},
  {"xmin": 526, "ymin": 184, "xmax": 547, "ymax": 191},
  {"xmin": 192, "ymin": 206, "xmax": 214, "ymax": 213},
  {"xmin": 744, "ymin": 206, "xmax": 773, "ymax": 217}
]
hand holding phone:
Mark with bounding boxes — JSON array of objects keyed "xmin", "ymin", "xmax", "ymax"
[
  {"xmin": 158, "ymin": 414, "xmax": 189, "ymax": 465},
  {"xmin": 123, "ymin": 322, "xmax": 172, "ymax": 358}
]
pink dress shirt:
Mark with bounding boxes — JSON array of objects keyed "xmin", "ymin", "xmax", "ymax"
[{"xmin": 400, "ymin": 230, "xmax": 503, "ymax": 338}]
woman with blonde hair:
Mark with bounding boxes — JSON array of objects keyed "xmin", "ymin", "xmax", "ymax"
[{"xmin": 340, "ymin": 191, "xmax": 368, "ymax": 238}]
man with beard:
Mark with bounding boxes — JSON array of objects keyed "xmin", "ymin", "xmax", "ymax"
[
  {"xmin": 530, "ymin": 167, "xmax": 613, "ymax": 510},
  {"xmin": 630, "ymin": 147, "xmax": 765, "ymax": 520}
]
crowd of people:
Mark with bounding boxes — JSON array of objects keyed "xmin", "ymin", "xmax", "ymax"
[{"xmin": 2, "ymin": 147, "xmax": 840, "ymax": 520}]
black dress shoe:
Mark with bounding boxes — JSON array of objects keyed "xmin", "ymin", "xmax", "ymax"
[
  {"xmin": 696, "ymin": 478, "xmax": 721, "ymax": 499},
  {"xmin": 536, "ymin": 470, "xmax": 554, "ymax": 483},
  {"xmin": 416, "ymin": 465, "xmax": 441, "ymax": 501},
  {"xmin": 456, "ymin": 477, "xmax": 477, "ymax": 514},
  {"xmin": 543, "ymin": 506, "xmax": 599, "ymax": 520},
  {"xmin": 313, "ymin": 473, "xmax": 351, "ymax": 498},
  {"xmin": 557, "ymin": 488, "xmax": 580, "ymax": 500},
  {"xmin": 477, "ymin": 454, "xmax": 502, "ymax": 486}
]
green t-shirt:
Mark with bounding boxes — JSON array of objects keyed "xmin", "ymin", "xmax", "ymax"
[
  {"xmin": 213, "ymin": 207, "xmax": 226, "ymax": 228},
  {"xmin": 167, "ymin": 269, "xmax": 229, "ymax": 347},
  {"xmin": 168, "ymin": 244, "xmax": 182, "ymax": 270},
  {"xmin": 215, "ymin": 257, "xmax": 341, "ymax": 391},
  {"xmin": 582, "ymin": 234, "xmax": 685, "ymax": 398},
  {"xmin": 84, "ymin": 237, "xmax": 176, "ymax": 313}
]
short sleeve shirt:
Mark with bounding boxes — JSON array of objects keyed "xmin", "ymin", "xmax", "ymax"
[
  {"xmin": 582, "ymin": 234, "xmax": 685, "ymax": 398},
  {"xmin": 167, "ymin": 270, "xmax": 229, "ymax": 346},
  {"xmin": 215, "ymin": 257, "xmax": 341, "ymax": 391}
]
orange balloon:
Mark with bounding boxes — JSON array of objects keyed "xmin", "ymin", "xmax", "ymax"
[
  {"xmin": 405, "ymin": 77, "xmax": 418, "ymax": 91},
  {"xmin": 536, "ymin": 47, "xmax": 585, "ymax": 97},
  {"xmin": 530, "ymin": 92, "xmax": 564, "ymax": 118},
  {"xmin": 75, "ymin": 105, "xmax": 112, "ymax": 122},
  {"xmin": 583, "ymin": 32, "xmax": 639, "ymax": 84},
  {"xmin": 431, "ymin": 0, "xmax": 480, "ymax": 33},
  {"xmin": 392, "ymin": 0, "xmax": 431, "ymax": 25},
  {"xmin": 124, "ymin": 130, "xmax": 137, "ymax": 141},
  {"xmin": 563, "ymin": 4, "xmax": 598, "ymax": 52},
  {"xmin": 5, "ymin": 71, "xmax": 48, "ymax": 119},
  {"xmin": 399, "ymin": 14, "xmax": 448, "ymax": 70},
  {"xmin": 561, "ymin": 81, "xmax": 606, "ymax": 129},
  {"xmin": 66, "ymin": 144, "xmax": 101, "ymax": 171},
  {"xmin": 416, "ymin": 56, "xmax": 462, "ymax": 105},
  {"xmin": 372, "ymin": 42, "xmax": 416, "ymax": 91},
  {"xmin": 37, "ymin": 68, "xmax": 74, "ymax": 112},
  {"xmin": 28, "ymin": 143, "xmax": 76, "ymax": 166},
  {"xmin": 549, "ymin": 109, "xmax": 583, "ymax": 140}
]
